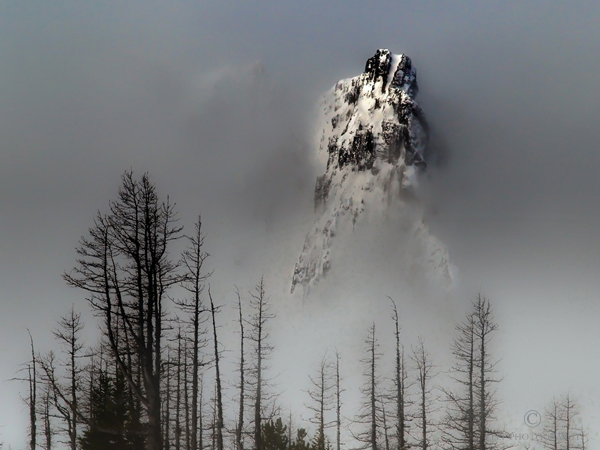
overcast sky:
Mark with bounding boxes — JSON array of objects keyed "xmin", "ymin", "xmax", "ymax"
[{"xmin": 2, "ymin": 1, "xmax": 600, "ymax": 448}]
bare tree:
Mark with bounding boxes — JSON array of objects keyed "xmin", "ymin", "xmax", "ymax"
[
  {"xmin": 209, "ymin": 287, "xmax": 224, "ymax": 450},
  {"xmin": 562, "ymin": 394, "xmax": 579, "ymax": 450},
  {"xmin": 389, "ymin": 298, "xmax": 410, "ymax": 450},
  {"xmin": 473, "ymin": 296, "xmax": 503, "ymax": 450},
  {"xmin": 411, "ymin": 337, "xmax": 436, "ymax": 450},
  {"xmin": 198, "ymin": 375, "xmax": 205, "ymax": 450},
  {"xmin": 64, "ymin": 171, "xmax": 185, "ymax": 450},
  {"xmin": 39, "ymin": 352, "xmax": 80, "ymax": 450},
  {"xmin": 174, "ymin": 324, "xmax": 184, "ymax": 450},
  {"xmin": 542, "ymin": 397, "xmax": 561, "ymax": 450},
  {"xmin": 235, "ymin": 288, "xmax": 246, "ymax": 450},
  {"xmin": 28, "ymin": 330, "xmax": 37, "ymax": 450},
  {"xmin": 441, "ymin": 294, "xmax": 504, "ymax": 450},
  {"xmin": 12, "ymin": 331, "xmax": 40, "ymax": 450},
  {"xmin": 334, "ymin": 350, "xmax": 344, "ymax": 450},
  {"xmin": 286, "ymin": 408, "xmax": 294, "ymax": 448},
  {"xmin": 40, "ymin": 384, "xmax": 54, "ymax": 450},
  {"xmin": 54, "ymin": 306, "xmax": 85, "ymax": 450},
  {"xmin": 179, "ymin": 215, "xmax": 211, "ymax": 450},
  {"xmin": 306, "ymin": 354, "xmax": 334, "ymax": 450},
  {"xmin": 381, "ymin": 399, "xmax": 391, "ymax": 450},
  {"xmin": 441, "ymin": 309, "xmax": 476, "ymax": 450},
  {"xmin": 542, "ymin": 394, "xmax": 583, "ymax": 450},
  {"xmin": 246, "ymin": 277, "xmax": 276, "ymax": 450},
  {"xmin": 38, "ymin": 307, "xmax": 87, "ymax": 450},
  {"xmin": 353, "ymin": 323, "xmax": 383, "ymax": 450},
  {"xmin": 163, "ymin": 346, "xmax": 173, "ymax": 450},
  {"xmin": 575, "ymin": 422, "xmax": 589, "ymax": 450},
  {"xmin": 183, "ymin": 338, "xmax": 191, "ymax": 450}
]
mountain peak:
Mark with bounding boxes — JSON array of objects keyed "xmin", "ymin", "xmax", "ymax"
[
  {"xmin": 320, "ymin": 49, "xmax": 427, "ymax": 182},
  {"xmin": 291, "ymin": 50, "xmax": 454, "ymax": 294},
  {"xmin": 364, "ymin": 48, "xmax": 393, "ymax": 87},
  {"xmin": 364, "ymin": 48, "xmax": 417, "ymax": 97}
]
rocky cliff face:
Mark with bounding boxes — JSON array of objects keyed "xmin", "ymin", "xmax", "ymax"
[
  {"xmin": 291, "ymin": 49, "xmax": 454, "ymax": 294},
  {"xmin": 320, "ymin": 49, "xmax": 426, "ymax": 174}
]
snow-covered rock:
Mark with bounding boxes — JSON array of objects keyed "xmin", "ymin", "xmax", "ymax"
[{"xmin": 291, "ymin": 49, "xmax": 455, "ymax": 294}]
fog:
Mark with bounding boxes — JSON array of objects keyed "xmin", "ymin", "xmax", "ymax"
[{"xmin": 2, "ymin": 1, "xmax": 600, "ymax": 447}]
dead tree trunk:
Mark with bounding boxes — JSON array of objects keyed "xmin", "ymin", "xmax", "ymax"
[
  {"xmin": 180, "ymin": 216, "xmax": 211, "ymax": 450},
  {"xmin": 247, "ymin": 277, "xmax": 275, "ymax": 450},
  {"xmin": 28, "ymin": 330, "xmax": 37, "ymax": 450},
  {"xmin": 209, "ymin": 287, "xmax": 224, "ymax": 450},
  {"xmin": 307, "ymin": 354, "xmax": 333, "ymax": 450},
  {"xmin": 411, "ymin": 338, "xmax": 436, "ymax": 450},
  {"xmin": 53, "ymin": 306, "xmax": 84, "ymax": 450},
  {"xmin": 64, "ymin": 171, "xmax": 185, "ymax": 450},
  {"xmin": 235, "ymin": 288, "xmax": 246, "ymax": 450},
  {"xmin": 335, "ymin": 350, "xmax": 343, "ymax": 450},
  {"xmin": 389, "ymin": 298, "xmax": 409, "ymax": 450},
  {"xmin": 355, "ymin": 324, "xmax": 382, "ymax": 450}
]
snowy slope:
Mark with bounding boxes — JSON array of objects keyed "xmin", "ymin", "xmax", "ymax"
[{"xmin": 291, "ymin": 49, "xmax": 455, "ymax": 294}]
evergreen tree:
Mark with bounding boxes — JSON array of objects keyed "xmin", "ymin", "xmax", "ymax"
[
  {"xmin": 80, "ymin": 372, "xmax": 128, "ymax": 450},
  {"xmin": 262, "ymin": 418, "xmax": 289, "ymax": 450},
  {"xmin": 294, "ymin": 428, "xmax": 316, "ymax": 450}
]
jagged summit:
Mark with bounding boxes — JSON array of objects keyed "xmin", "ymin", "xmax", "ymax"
[
  {"xmin": 291, "ymin": 49, "xmax": 454, "ymax": 294},
  {"xmin": 364, "ymin": 48, "xmax": 418, "ymax": 97},
  {"xmin": 321, "ymin": 48, "xmax": 427, "ymax": 177}
]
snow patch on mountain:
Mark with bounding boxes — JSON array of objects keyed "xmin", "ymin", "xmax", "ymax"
[{"xmin": 291, "ymin": 49, "xmax": 455, "ymax": 294}]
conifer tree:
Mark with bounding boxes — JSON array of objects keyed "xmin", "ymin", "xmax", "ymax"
[
  {"xmin": 79, "ymin": 371, "xmax": 128, "ymax": 450},
  {"xmin": 261, "ymin": 418, "xmax": 289, "ymax": 450}
]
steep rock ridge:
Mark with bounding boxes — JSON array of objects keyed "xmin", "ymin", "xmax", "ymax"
[{"xmin": 291, "ymin": 49, "xmax": 454, "ymax": 294}]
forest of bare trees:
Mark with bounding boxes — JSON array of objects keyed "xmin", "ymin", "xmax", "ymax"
[{"xmin": 15, "ymin": 171, "xmax": 590, "ymax": 450}]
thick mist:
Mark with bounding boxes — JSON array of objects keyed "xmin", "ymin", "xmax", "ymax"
[{"xmin": 2, "ymin": 1, "xmax": 600, "ymax": 447}]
